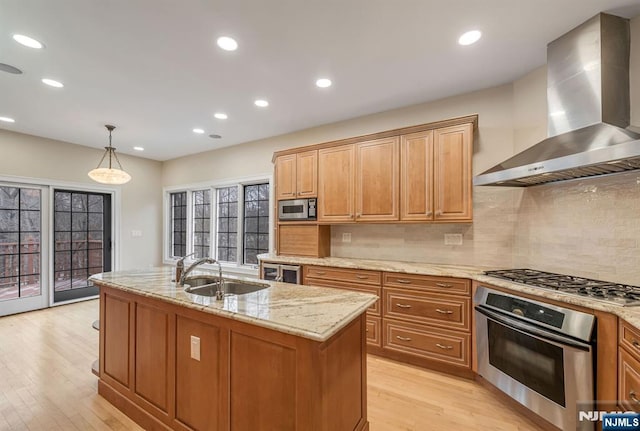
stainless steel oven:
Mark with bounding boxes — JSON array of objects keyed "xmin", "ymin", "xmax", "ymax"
[
  {"xmin": 278, "ymin": 198, "xmax": 317, "ymax": 221},
  {"xmin": 474, "ymin": 286, "xmax": 596, "ymax": 431}
]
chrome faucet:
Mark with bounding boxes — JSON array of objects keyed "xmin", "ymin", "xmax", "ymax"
[
  {"xmin": 179, "ymin": 257, "xmax": 225, "ymax": 300},
  {"xmin": 174, "ymin": 252, "xmax": 195, "ymax": 282}
]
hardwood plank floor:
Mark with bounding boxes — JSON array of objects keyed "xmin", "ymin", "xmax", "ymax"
[{"xmin": 0, "ymin": 300, "xmax": 543, "ymax": 430}]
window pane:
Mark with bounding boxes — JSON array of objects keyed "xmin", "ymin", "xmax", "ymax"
[
  {"xmin": 216, "ymin": 187, "xmax": 238, "ymax": 263},
  {"xmin": 192, "ymin": 190, "xmax": 210, "ymax": 258},
  {"xmin": 0, "ymin": 187, "xmax": 19, "ymax": 209},
  {"xmin": 171, "ymin": 192, "xmax": 187, "ymax": 258},
  {"xmin": 20, "ymin": 189, "xmax": 41, "ymax": 210},
  {"xmin": 243, "ymin": 183, "xmax": 269, "ymax": 265}
]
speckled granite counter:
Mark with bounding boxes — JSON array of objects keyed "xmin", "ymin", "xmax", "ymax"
[
  {"xmin": 258, "ymin": 253, "xmax": 640, "ymax": 330},
  {"xmin": 90, "ymin": 267, "xmax": 377, "ymax": 342}
]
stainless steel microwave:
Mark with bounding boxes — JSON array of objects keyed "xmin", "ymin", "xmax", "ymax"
[{"xmin": 278, "ymin": 198, "xmax": 317, "ymax": 221}]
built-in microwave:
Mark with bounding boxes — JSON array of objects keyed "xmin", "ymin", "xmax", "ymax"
[{"xmin": 278, "ymin": 198, "xmax": 317, "ymax": 221}]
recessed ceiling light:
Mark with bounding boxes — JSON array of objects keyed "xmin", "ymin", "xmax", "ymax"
[
  {"xmin": 214, "ymin": 113, "xmax": 228, "ymax": 120},
  {"xmin": 209, "ymin": 134, "xmax": 222, "ymax": 139},
  {"xmin": 458, "ymin": 30, "xmax": 482, "ymax": 46},
  {"xmin": 12, "ymin": 34, "xmax": 44, "ymax": 49},
  {"xmin": 216, "ymin": 36, "xmax": 238, "ymax": 51},
  {"xmin": 193, "ymin": 128, "xmax": 205, "ymax": 134},
  {"xmin": 0, "ymin": 63, "xmax": 23, "ymax": 75},
  {"xmin": 133, "ymin": 146, "xmax": 144, "ymax": 151},
  {"xmin": 0, "ymin": 116, "xmax": 16, "ymax": 123},
  {"xmin": 42, "ymin": 78, "xmax": 64, "ymax": 88},
  {"xmin": 316, "ymin": 78, "xmax": 332, "ymax": 88},
  {"xmin": 254, "ymin": 99, "xmax": 269, "ymax": 107}
]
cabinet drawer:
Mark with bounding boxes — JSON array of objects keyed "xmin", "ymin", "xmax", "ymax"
[
  {"xmin": 620, "ymin": 320, "xmax": 640, "ymax": 362},
  {"xmin": 304, "ymin": 277, "xmax": 381, "ymax": 316},
  {"xmin": 619, "ymin": 348, "xmax": 640, "ymax": 412},
  {"xmin": 366, "ymin": 316, "xmax": 381, "ymax": 347},
  {"xmin": 384, "ymin": 288, "xmax": 469, "ymax": 331},
  {"xmin": 383, "ymin": 319, "xmax": 470, "ymax": 367},
  {"xmin": 304, "ymin": 265, "xmax": 381, "ymax": 286},
  {"xmin": 383, "ymin": 272, "xmax": 470, "ymax": 296}
]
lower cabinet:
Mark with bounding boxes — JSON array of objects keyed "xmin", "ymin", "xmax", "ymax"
[
  {"xmin": 98, "ymin": 285, "xmax": 369, "ymax": 431},
  {"xmin": 300, "ymin": 263, "xmax": 472, "ymax": 377},
  {"xmin": 619, "ymin": 320, "xmax": 640, "ymax": 412}
]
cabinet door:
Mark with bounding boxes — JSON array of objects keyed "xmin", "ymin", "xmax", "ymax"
[
  {"xmin": 355, "ymin": 137, "xmax": 399, "ymax": 221},
  {"xmin": 318, "ymin": 145, "xmax": 355, "ymax": 222},
  {"xmin": 296, "ymin": 150, "xmax": 318, "ymax": 197},
  {"xmin": 275, "ymin": 154, "xmax": 297, "ymax": 200},
  {"xmin": 400, "ymin": 130, "xmax": 433, "ymax": 221},
  {"xmin": 433, "ymin": 124, "xmax": 473, "ymax": 221}
]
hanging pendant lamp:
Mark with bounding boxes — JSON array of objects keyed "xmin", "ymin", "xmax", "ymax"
[{"xmin": 88, "ymin": 125, "xmax": 131, "ymax": 185}]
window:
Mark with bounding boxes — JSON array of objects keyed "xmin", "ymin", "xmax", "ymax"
[
  {"xmin": 170, "ymin": 192, "xmax": 187, "ymax": 257},
  {"xmin": 0, "ymin": 186, "xmax": 41, "ymax": 301},
  {"xmin": 165, "ymin": 179, "xmax": 271, "ymax": 268}
]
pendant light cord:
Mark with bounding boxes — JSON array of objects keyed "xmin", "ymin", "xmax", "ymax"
[{"xmin": 94, "ymin": 126, "xmax": 125, "ymax": 170}]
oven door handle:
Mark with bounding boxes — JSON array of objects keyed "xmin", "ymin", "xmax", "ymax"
[{"xmin": 475, "ymin": 305, "xmax": 592, "ymax": 351}]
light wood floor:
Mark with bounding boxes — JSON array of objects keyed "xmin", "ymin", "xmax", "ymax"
[{"xmin": 0, "ymin": 300, "xmax": 543, "ymax": 431}]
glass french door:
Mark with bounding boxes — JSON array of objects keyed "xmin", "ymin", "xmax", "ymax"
[
  {"xmin": 53, "ymin": 190, "xmax": 111, "ymax": 303},
  {"xmin": 0, "ymin": 184, "xmax": 48, "ymax": 316}
]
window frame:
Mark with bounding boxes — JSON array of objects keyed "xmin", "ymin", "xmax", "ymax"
[{"xmin": 163, "ymin": 174, "xmax": 273, "ymax": 276}]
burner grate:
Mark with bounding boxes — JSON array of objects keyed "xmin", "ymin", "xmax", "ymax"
[{"xmin": 484, "ymin": 269, "xmax": 640, "ymax": 306}]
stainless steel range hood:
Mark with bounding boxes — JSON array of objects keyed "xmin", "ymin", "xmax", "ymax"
[{"xmin": 474, "ymin": 13, "xmax": 640, "ymax": 187}]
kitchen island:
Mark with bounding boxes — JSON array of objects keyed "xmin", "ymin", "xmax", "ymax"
[{"xmin": 91, "ymin": 267, "xmax": 377, "ymax": 431}]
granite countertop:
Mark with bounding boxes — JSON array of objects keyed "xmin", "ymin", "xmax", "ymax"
[
  {"xmin": 258, "ymin": 253, "xmax": 640, "ymax": 330},
  {"xmin": 90, "ymin": 267, "xmax": 377, "ymax": 342}
]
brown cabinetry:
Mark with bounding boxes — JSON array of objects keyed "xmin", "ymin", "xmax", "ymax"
[
  {"xmin": 619, "ymin": 320, "xmax": 640, "ymax": 412},
  {"xmin": 400, "ymin": 130, "xmax": 433, "ymax": 221},
  {"xmin": 277, "ymin": 224, "xmax": 330, "ymax": 257},
  {"xmin": 317, "ymin": 145, "xmax": 355, "ymax": 222},
  {"xmin": 275, "ymin": 150, "xmax": 318, "ymax": 200},
  {"xmin": 355, "ymin": 137, "xmax": 399, "ymax": 221}
]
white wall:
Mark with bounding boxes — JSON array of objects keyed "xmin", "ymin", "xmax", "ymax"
[{"xmin": 0, "ymin": 129, "xmax": 164, "ymax": 269}]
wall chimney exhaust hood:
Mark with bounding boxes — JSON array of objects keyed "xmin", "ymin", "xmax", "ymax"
[{"xmin": 474, "ymin": 13, "xmax": 640, "ymax": 187}]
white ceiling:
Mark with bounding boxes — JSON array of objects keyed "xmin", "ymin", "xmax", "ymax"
[{"xmin": 1, "ymin": 0, "xmax": 640, "ymax": 161}]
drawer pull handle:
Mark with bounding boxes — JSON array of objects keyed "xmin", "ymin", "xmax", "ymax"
[
  {"xmin": 436, "ymin": 283, "xmax": 453, "ymax": 288},
  {"xmin": 355, "ymin": 275, "xmax": 369, "ymax": 280},
  {"xmin": 630, "ymin": 390, "xmax": 640, "ymax": 405},
  {"xmin": 314, "ymin": 271, "xmax": 326, "ymax": 275},
  {"xmin": 436, "ymin": 308, "xmax": 453, "ymax": 314},
  {"xmin": 365, "ymin": 329, "xmax": 369, "ymax": 332},
  {"xmin": 436, "ymin": 343, "xmax": 453, "ymax": 350},
  {"xmin": 632, "ymin": 340, "xmax": 640, "ymax": 349},
  {"xmin": 396, "ymin": 279, "xmax": 412, "ymax": 284},
  {"xmin": 396, "ymin": 303, "xmax": 412, "ymax": 309},
  {"xmin": 396, "ymin": 335, "xmax": 412, "ymax": 342}
]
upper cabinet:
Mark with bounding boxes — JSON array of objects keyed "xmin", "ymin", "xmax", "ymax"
[
  {"xmin": 275, "ymin": 150, "xmax": 317, "ymax": 200},
  {"xmin": 318, "ymin": 145, "xmax": 355, "ymax": 222},
  {"xmin": 399, "ymin": 123, "xmax": 473, "ymax": 222},
  {"xmin": 355, "ymin": 137, "xmax": 399, "ymax": 222},
  {"xmin": 433, "ymin": 124, "xmax": 473, "ymax": 221},
  {"xmin": 274, "ymin": 115, "xmax": 476, "ymax": 225}
]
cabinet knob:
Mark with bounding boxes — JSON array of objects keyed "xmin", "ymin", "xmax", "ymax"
[
  {"xmin": 632, "ymin": 339, "xmax": 640, "ymax": 349},
  {"xmin": 630, "ymin": 390, "xmax": 640, "ymax": 405}
]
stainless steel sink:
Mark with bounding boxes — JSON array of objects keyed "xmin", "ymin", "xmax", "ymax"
[{"xmin": 183, "ymin": 277, "xmax": 268, "ymax": 297}]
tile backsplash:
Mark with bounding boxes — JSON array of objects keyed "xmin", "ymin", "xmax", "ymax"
[{"xmin": 330, "ymin": 172, "xmax": 640, "ymax": 285}]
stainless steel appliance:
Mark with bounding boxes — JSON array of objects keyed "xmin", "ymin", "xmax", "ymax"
[
  {"xmin": 278, "ymin": 198, "xmax": 317, "ymax": 221},
  {"xmin": 475, "ymin": 286, "xmax": 596, "ymax": 431},
  {"xmin": 261, "ymin": 263, "xmax": 301, "ymax": 284},
  {"xmin": 474, "ymin": 13, "xmax": 640, "ymax": 187},
  {"xmin": 485, "ymin": 268, "xmax": 640, "ymax": 306}
]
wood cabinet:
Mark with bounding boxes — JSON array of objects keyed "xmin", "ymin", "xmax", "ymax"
[
  {"xmin": 304, "ymin": 265, "xmax": 382, "ymax": 347},
  {"xmin": 275, "ymin": 150, "xmax": 318, "ymax": 200},
  {"xmin": 355, "ymin": 137, "xmax": 399, "ymax": 221},
  {"xmin": 433, "ymin": 123, "xmax": 473, "ymax": 221},
  {"xmin": 619, "ymin": 320, "xmax": 640, "ymax": 412},
  {"xmin": 277, "ymin": 224, "xmax": 330, "ymax": 257},
  {"xmin": 400, "ymin": 130, "xmax": 433, "ymax": 221},
  {"xmin": 98, "ymin": 284, "xmax": 369, "ymax": 431},
  {"xmin": 317, "ymin": 145, "xmax": 355, "ymax": 222}
]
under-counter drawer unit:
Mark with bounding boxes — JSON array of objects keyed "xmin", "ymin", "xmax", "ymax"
[
  {"xmin": 383, "ymin": 319, "xmax": 470, "ymax": 368},
  {"xmin": 304, "ymin": 266, "xmax": 382, "ymax": 286},
  {"xmin": 304, "ymin": 278, "xmax": 381, "ymax": 316},
  {"xmin": 366, "ymin": 316, "xmax": 382, "ymax": 347},
  {"xmin": 620, "ymin": 320, "xmax": 640, "ymax": 359},
  {"xmin": 384, "ymin": 288, "xmax": 470, "ymax": 331},
  {"xmin": 619, "ymin": 347, "xmax": 640, "ymax": 412},
  {"xmin": 383, "ymin": 272, "xmax": 470, "ymax": 296}
]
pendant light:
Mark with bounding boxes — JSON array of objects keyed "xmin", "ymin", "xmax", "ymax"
[{"xmin": 88, "ymin": 125, "xmax": 131, "ymax": 184}]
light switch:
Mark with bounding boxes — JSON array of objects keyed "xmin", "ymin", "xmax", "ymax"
[
  {"xmin": 190, "ymin": 335, "xmax": 201, "ymax": 361},
  {"xmin": 131, "ymin": 230, "xmax": 143, "ymax": 238}
]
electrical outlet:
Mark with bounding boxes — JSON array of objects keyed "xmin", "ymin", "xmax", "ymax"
[
  {"xmin": 190, "ymin": 336, "xmax": 201, "ymax": 361},
  {"xmin": 342, "ymin": 232, "xmax": 352, "ymax": 243},
  {"xmin": 444, "ymin": 233, "xmax": 463, "ymax": 246}
]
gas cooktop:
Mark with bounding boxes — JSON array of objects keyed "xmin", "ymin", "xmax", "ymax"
[{"xmin": 484, "ymin": 269, "xmax": 640, "ymax": 306}]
